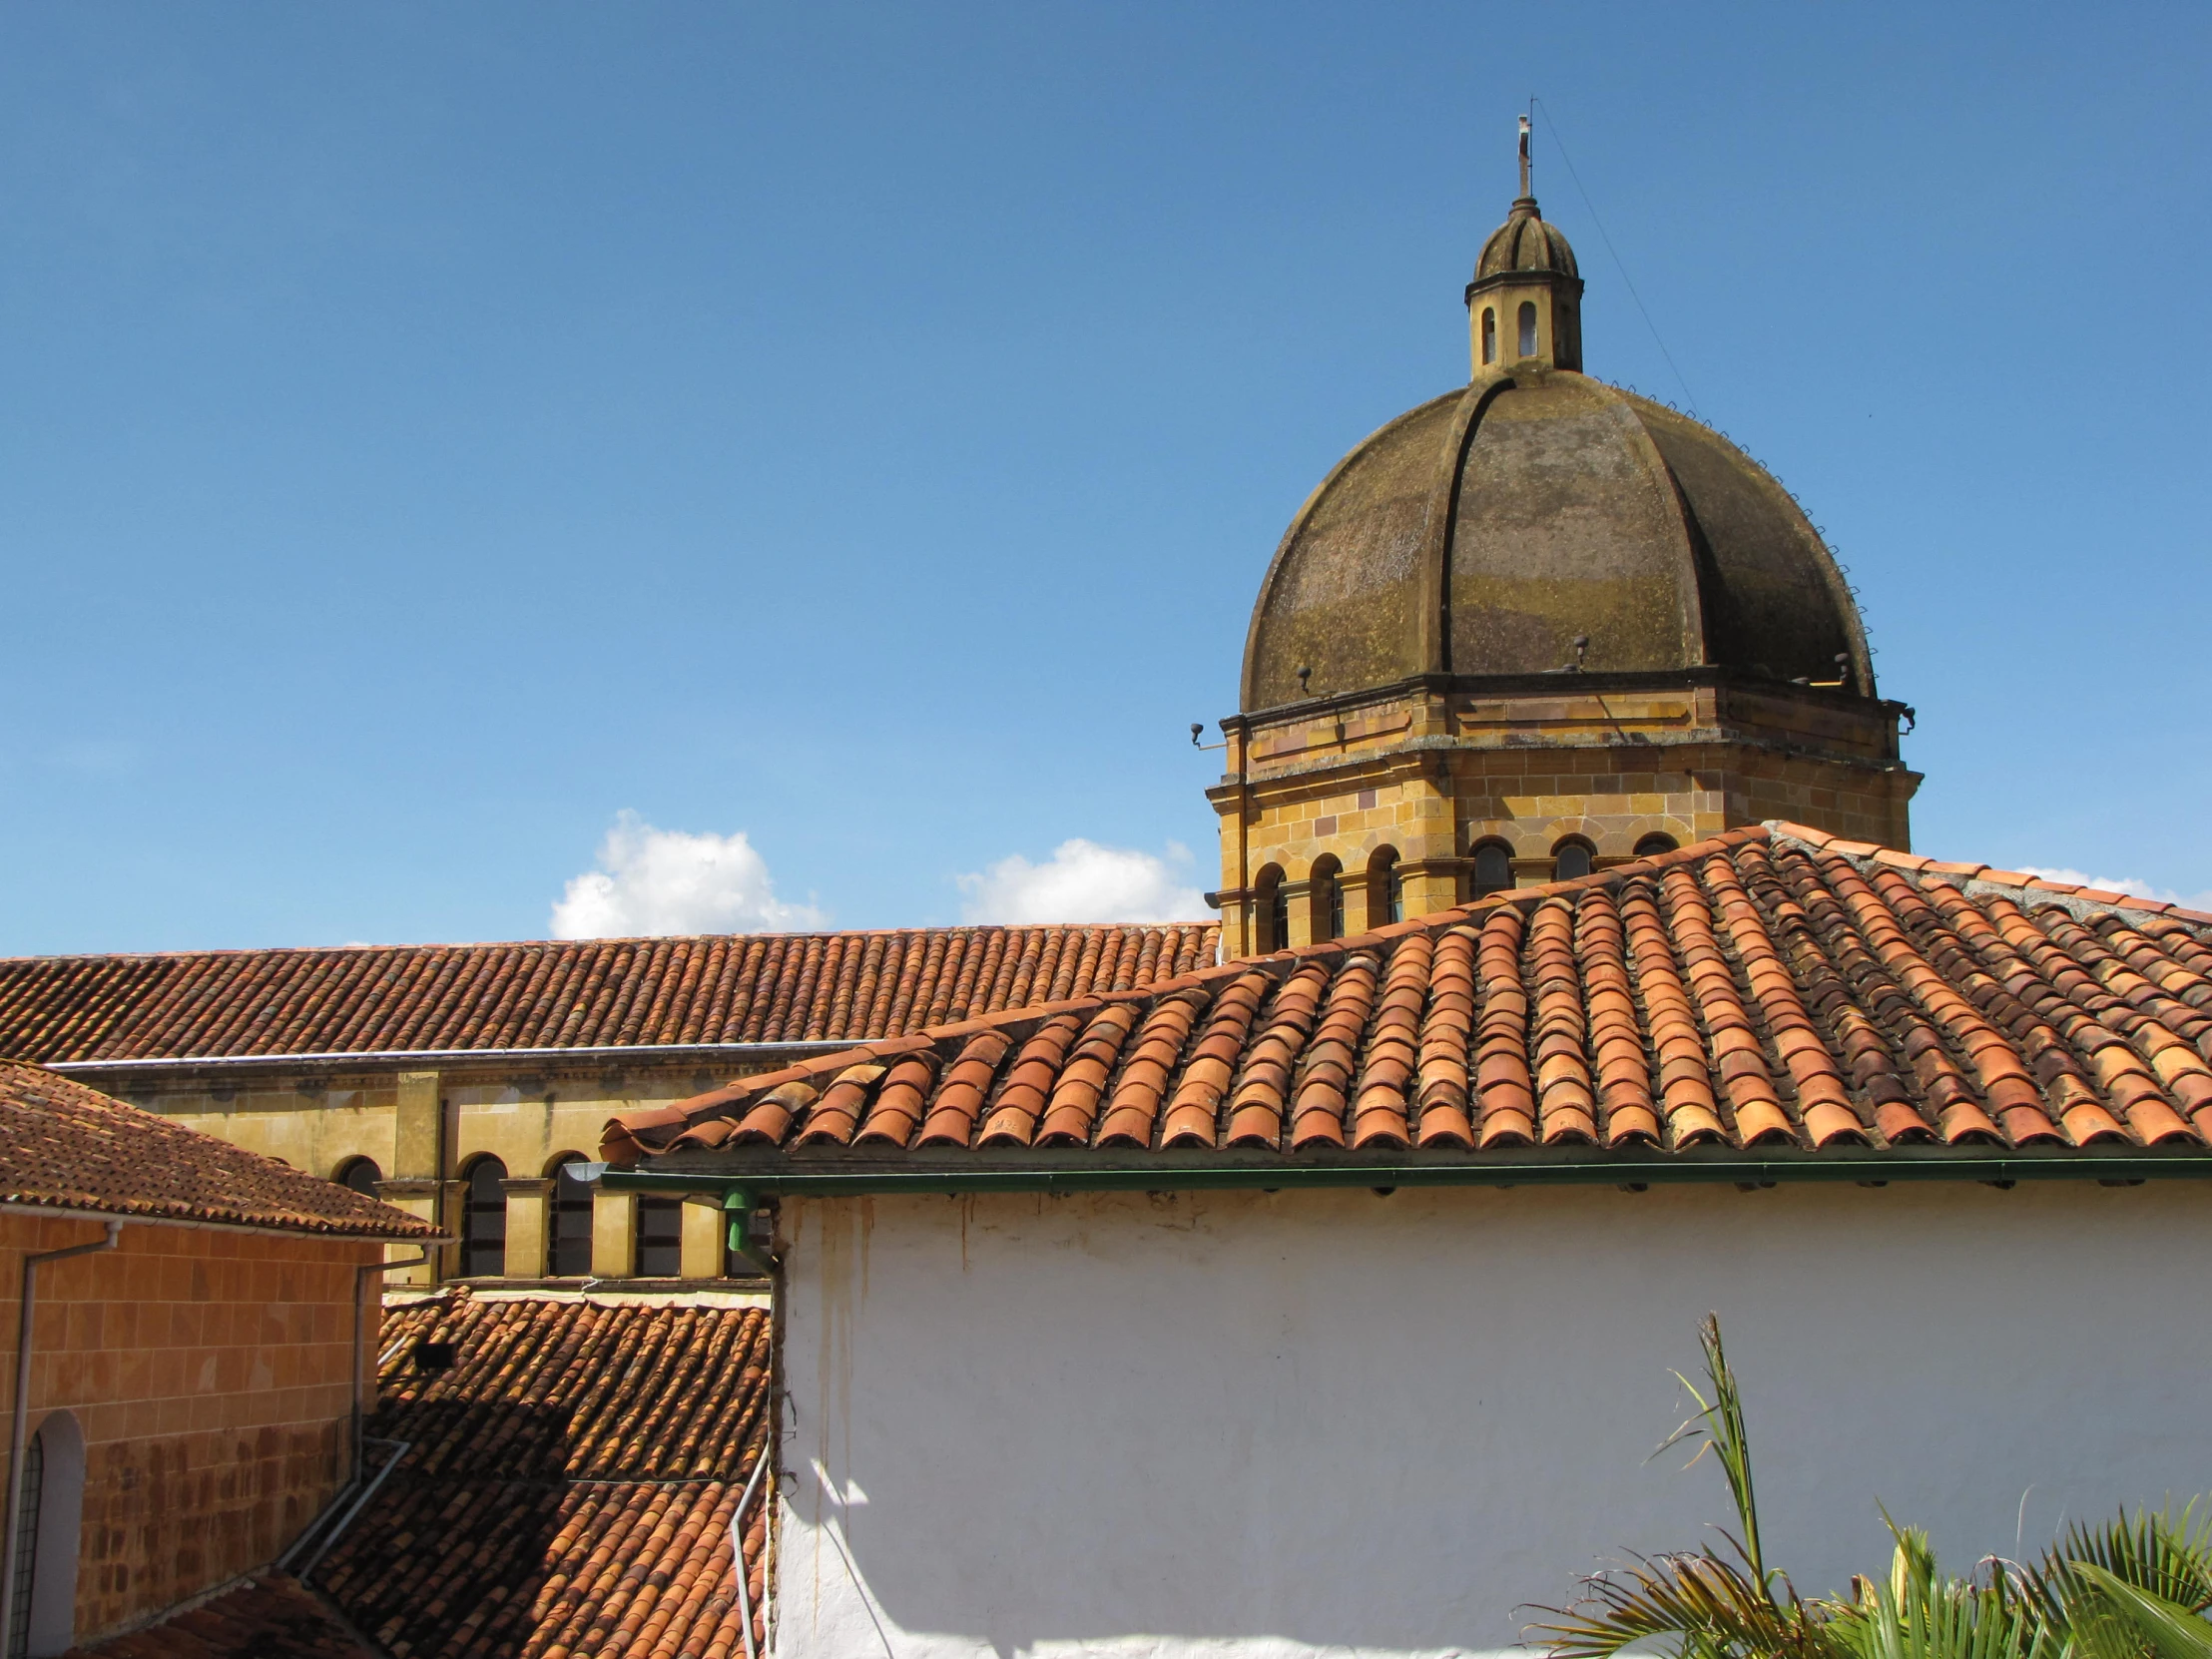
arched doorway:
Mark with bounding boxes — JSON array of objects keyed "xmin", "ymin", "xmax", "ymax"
[{"xmin": 7, "ymin": 1410, "xmax": 84, "ymax": 1659}]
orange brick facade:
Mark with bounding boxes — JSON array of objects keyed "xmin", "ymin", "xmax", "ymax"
[{"xmin": 0, "ymin": 1214, "xmax": 377, "ymax": 1647}]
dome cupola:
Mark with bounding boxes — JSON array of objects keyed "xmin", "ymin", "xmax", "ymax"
[{"xmin": 1463, "ymin": 116, "xmax": 1584, "ymax": 373}]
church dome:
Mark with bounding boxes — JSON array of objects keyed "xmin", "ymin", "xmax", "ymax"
[
  {"xmin": 1474, "ymin": 197, "xmax": 1579, "ymax": 281},
  {"xmin": 1239, "ymin": 372, "xmax": 1875, "ymax": 712}
]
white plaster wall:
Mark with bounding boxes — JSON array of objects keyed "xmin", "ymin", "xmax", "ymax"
[{"xmin": 774, "ymin": 1182, "xmax": 2212, "ymax": 1659}]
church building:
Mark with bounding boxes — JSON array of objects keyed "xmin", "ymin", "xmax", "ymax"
[{"xmin": 1211, "ymin": 150, "xmax": 1915, "ymax": 957}]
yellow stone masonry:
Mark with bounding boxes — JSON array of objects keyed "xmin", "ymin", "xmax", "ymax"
[{"xmin": 1209, "ymin": 679, "xmax": 1916, "ymax": 958}]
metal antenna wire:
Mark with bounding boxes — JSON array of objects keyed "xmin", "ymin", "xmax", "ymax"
[{"xmin": 1532, "ymin": 99, "xmax": 1701, "ymax": 419}]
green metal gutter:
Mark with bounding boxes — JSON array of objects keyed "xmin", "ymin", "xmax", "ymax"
[{"xmin": 593, "ymin": 1146, "xmax": 2212, "ymax": 1202}]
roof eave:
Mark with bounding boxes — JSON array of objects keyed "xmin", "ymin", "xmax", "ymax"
[{"xmin": 599, "ymin": 1142, "xmax": 2212, "ymax": 1200}]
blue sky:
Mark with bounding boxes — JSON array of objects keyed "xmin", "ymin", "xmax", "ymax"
[{"xmin": 3, "ymin": 2, "xmax": 2208, "ymax": 953}]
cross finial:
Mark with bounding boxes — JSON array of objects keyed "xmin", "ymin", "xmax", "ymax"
[{"xmin": 1518, "ymin": 113, "xmax": 1531, "ymax": 198}]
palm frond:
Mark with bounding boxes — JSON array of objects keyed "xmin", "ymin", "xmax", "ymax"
[
  {"xmin": 2039, "ymin": 1504, "xmax": 2212, "ymax": 1617},
  {"xmin": 1525, "ymin": 1548, "xmax": 1833, "ymax": 1659},
  {"xmin": 1652, "ymin": 1315, "xmax": 1768, "ymax": 1586},
  {"xmin": 2062, "ymin": 1561, "xmax": 2212, "ymax": 1659},
  {"xmin": 1826, "ymin": 1526, "xmax": 2051, "ymax": 1659}
]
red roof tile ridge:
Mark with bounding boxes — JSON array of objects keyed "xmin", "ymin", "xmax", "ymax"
[
  {"xmin": 601, "ymin": 830, "xmax": 1782, "ymax": 1162},
  {"xmin": 0, "ymin": 1060, "xmax": 441, "ymax": 1238},
  {"xmin": 1765, "ymin": 824, "xmax": 2212, "ymax": 931},
  {"xmin": 0, "ymin": 919, "xmax": 1220, "ymax": 968}
]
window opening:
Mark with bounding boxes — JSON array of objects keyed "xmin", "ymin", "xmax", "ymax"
[
  {"xmin": 1553, "ymin": 841, "xmax": 1594, "ymax": 880},
  {"xmin": 635, "ymin": 1197, "xmax": 684, "ymax": 1279},
  {"xmin": 1633, "ymin": 833, "xmax": 1679, "ymax": 857},
  {"xmin": 1310, "ymin": 857, "xmax": 1344, "ymax": 944},
  {"xmin": 1481, "ymin": 307, "xmax": 1496, "ymax": 364},
  {"xmin": 6, "ymin": 1429, "xmax": 40, "ymax": 1659},
  {"xmin": 549, "ymin": 1156, "xmax": 595, "ymax": 1278},
  {"xmin": 1253, "ymin": 866, "xmax": 1287, "ymax": 952},
  {"xmin": 1367, "ymin": 848, "xmax": 1403, "ymax": 927},
  {"xmin": 1470, "ymin": 842, "xmax": 1513, "ymax": 897},
  {"xmin": 1517, "ymin": 301, "xmax": 1538, "ymax": 357},
  {"xmin": 460, "ymin": 1157, "xmax": 508, "ymax": 1278},
  {"xmin": 336, "ymin": 1158, "xmax": 381, "ymax": 1199}
]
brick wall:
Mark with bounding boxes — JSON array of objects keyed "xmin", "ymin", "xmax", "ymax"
[{"xmin": 0, "ymin": 1214, "xmax": 377, "ymax": 1646}]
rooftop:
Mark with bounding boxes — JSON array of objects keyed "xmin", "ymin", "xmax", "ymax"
[
  {"xmin": 0, "ymin": 1060, "xmax": 439, "ymax": 1237},
  {"xmin": 602, "ymin": 825, "xmax": 2212, "ymax": 1189},
  {"xmin": 69, "ymin": 1577, "xmax": 372, "ymax": 1659},
  {"xmin": 0, "ymin": 923, "xmax": 1218, "ymax": 1068},
  {"xmin": 306, "ymin": 1289, "xmax": 771, "ymax": 1659}
]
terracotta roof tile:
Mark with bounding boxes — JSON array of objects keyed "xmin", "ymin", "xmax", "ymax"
[
  {"xmin": 314, "ymin": 1292, "xmax": 770, "ymax": 1659},
  {"xmin": 0, "ymin": 1061, "xmax": 437, "ymax": 1238},
  {"xmin": 68, "ymin": 1575, "xmax": 373, "ymax": 1659},
  {"xmin": 0, "ymin": 924, "xmax": 1216, "ymax": 1065},
  {"xmin": 607, "ymin": 827, "xmax": 2212, "ymax": 1172}
]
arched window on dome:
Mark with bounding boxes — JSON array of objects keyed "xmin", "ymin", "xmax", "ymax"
[
  {"xmin": 1480, "ymin": 307, "xmax": 1496, "ymax": 365},
  {"xmin": 1517, "ymin": 301, "xmax": 1538, "ymax": 358},
  {"xmin": 1367, "ymin": 847, "xmax": 1403, "ymax": 928},
  {"xmin": 1551, "ymin": 838, "xmax": 1595, "ymax": 881},
  {"xmin": 1308, "ymin": 855, "xmax": 1345, "ymax": 943},
  {"xmin": 1633, "ymin": 833, "xmax": 1679, "ymax": 858},
  {"xmin": 1469, "ymin": 840, "xmax": 1514, "ymax": 898},
  {"xmin": 1254, "ymin": 865, "xmax": 1287, "ymax": 953},
  {"xmin": 459, "ymin": 1155, "xmax": 507, "ymax": 1279}
]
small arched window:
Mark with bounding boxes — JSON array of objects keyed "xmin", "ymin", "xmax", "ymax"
[
  {"xmin": 1552, "ymin": 839, "xmax": 1595, "ymax": 881},
  {"xmin": 548, "ymin": 1155, "xmax": 595, "ymax": 1279},
  {"xmin": 1480, "ymin": 307, "xmax": 1496, "ymax": 364},
  {"xmin": 1517, "ymin": 301, "xmax": 1538, "ymax": 358},
  {"xmin": 1367, "ymin": 848, "xmax": 1403, "ymax": 928},
  {"xmin": 635, "ymin": 1197, "xmax": 684, "ymax": 1279},
  {"xmin": 460, "ymin": 1156, "xmax": 508, "ymax": 1279},
  {"xmin": 1633, "ymin": 832, "xmax": 1679, "ymax": 858},
  {"xmin": 1470, "ymin": 841, "xmax": 1514, "ymax": 897},
  {"xmin": 1310, "ymin": 855, "xmax": 1344, "ymax": 943},
  {"xmin": 335, "ymin": 1156, "xmax": 382, "ymax": 1199},
  {"xmin": 1254, "ymin": 865, "xmax": 1288, "ymax": 952}
]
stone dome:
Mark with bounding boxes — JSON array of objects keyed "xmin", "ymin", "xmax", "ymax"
[
  {"xmin": 1475, "ymin": 196, "xmax": 1579, "ymax": 281},
  {"xmin": 1239, "ymin": 371, "xmax": 1875, "ymax": 712}
]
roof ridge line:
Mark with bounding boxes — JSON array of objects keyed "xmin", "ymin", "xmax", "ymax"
[
  {"xmin": 1764, "ymin": 820, "xmax": 2212, "ymax": 930},
  {"xmin": 0, "ymin": 917, "xmax": 1221, "ymax": 969},
  {"xmin": 606, "ymin": 826, "xmax": 1779, "ymax": 1156}
]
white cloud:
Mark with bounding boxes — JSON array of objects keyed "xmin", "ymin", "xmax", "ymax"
[
  {"xmin": 956, "ymin": 838, "xmax": 1212, "ymax": 925},
  {"xmin": 2015, "ymin": 866, "xmax": 2212, "ymax": 911},
  {"xmin": 551, "ymin": 812, "xmax": 826, "ymax": 939}
]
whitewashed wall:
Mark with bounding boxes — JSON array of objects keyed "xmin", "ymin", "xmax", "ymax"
[{"xmin": 773, "ymin": 1181, "xmax": 2212, "ymax": 1659}]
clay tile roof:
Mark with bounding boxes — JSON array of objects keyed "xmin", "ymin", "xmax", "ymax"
[
  {"xmin": 67, "ymin": 1576, "xmax": 374, "ymax": 1659},
  {"xmin": 0, "ymin": 924, "xmax": 1218, "ymax": 1066},
  {"xmin": 607, "ymin": 826, "xmax": 2212, "ymax": 1174},
  {"xmin": 313, "ymin": 1290, "xmax": 771, "ymax": 1659},
  {"xmin": 0, "ymin": 1061, "xmax": 438, "ymax": 1238}
]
